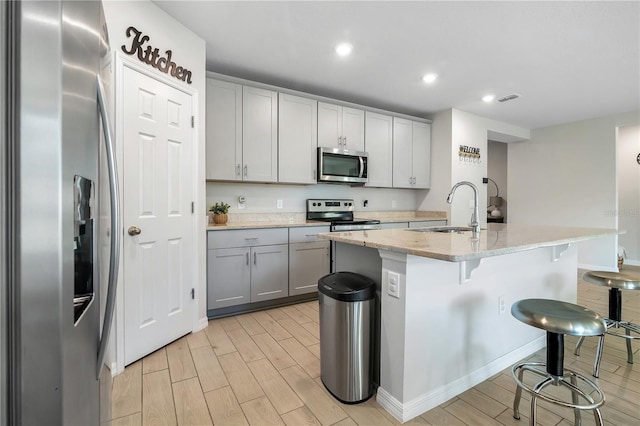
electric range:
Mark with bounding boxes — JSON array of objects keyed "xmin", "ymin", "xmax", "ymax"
[{"xmin": 306, "ymin": 199, "xmax": 381, "ymax": 231}]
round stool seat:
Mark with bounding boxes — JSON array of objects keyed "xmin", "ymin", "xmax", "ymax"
[
  {"xmin": 583, "ymin": 270, "xmax": 640, "ymax": 291},
  {"xmin": 511, "ymin": 299, "xmax": 606, "ymax": 337},
  {"xmin": 575, "ymin": 269, "xmax": 640, "ymax": 378}
]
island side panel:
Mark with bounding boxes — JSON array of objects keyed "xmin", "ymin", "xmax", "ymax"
[{"xmin": 377, "ymin": 244, "xmax": 578, "ymax": 422}]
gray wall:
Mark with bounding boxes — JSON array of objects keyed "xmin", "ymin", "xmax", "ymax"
[
  {"xmin": 617, "ymin": 125, "xmax": 640, "ymax": 264},
  {"xmin": 206, "ymin": 182, "xmax": 420, "ymax": 214},
  {"xmin": 508, "ymin": 110, "xmax": 639, "ymax": 270}
]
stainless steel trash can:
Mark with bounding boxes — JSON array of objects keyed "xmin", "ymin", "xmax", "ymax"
[{"xmin": 318, "ymin": 272, "xmax": 375, "ymax": 404}]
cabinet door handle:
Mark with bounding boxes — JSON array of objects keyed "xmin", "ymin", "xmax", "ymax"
[
  {"xmin": 243, "ymin": 165, "xmax": 248, "ymax": 177},
  {"xmin": 337, "ymin": 136, "xmax": 342, "ymax": 146},
  {"xmin": 246, "ymin": 252, "xmax": 249, "ymax": 266},
  {"xmin": 253, "ymin": 252, "xmax": 257, "ymax": 265},
  {"xmin": 343, "ymin": 136, "xmax": 347, "ymax": 146},
  {"xmin": 236, "ymin": 164, "xmax": 241, "ymax": 177}
]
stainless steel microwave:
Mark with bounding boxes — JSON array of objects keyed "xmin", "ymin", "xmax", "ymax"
[{"xmin": 317, "ymin": 147, "xmax": 368, "ymax": 184}]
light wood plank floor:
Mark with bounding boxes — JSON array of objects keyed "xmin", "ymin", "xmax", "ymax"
[{"xmin": 109, "ymin": 266, "xmax": 640, "ymax": 425}]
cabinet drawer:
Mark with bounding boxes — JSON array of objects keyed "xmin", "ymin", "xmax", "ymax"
[
  {"xmin": 208, "ymin": 227, "xmax": 288, "ymax": 249},
  {"xmin": 289, "ymin": 225, "xmax": 330, "ymax": 243},
  {"xmin": 408, "ymin": 220, "xmax": 447, "ymax": 228},
  {"xmin": 380, "ymin": 222, "xmax": 408, "ymax": 229}
]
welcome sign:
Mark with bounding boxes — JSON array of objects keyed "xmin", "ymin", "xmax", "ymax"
[{"xmin": 121, "ymin": 26, "xmax": 193, "ymax": 84}]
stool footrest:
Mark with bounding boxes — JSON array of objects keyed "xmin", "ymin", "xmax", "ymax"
[{"xmin": 511, "ymin": 362, "xmax": 605, "ymax": 411}]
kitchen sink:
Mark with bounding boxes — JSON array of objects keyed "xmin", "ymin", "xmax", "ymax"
[{"xmin": 407, "ymin": 226, "xmax": 473, "ymax": 234}]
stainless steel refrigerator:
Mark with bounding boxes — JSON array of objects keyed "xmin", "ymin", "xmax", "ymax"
[{"xmin": 1, "ymin": 0, "xmax": 120, "ymax": 424}]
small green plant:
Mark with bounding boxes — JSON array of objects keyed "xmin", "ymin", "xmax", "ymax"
[{"xmin": 209, "ymin": 202, "xmax": 230, "ymax": 215}]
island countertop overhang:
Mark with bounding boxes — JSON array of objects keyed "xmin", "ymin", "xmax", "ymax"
[{"xmin": 317, "ymin": 223, "xmax": 617, "ymax": 262}]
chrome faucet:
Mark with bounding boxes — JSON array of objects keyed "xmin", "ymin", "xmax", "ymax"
[{"xmin": 447, "ymin": 181, "xmax": 481, "ymax": 238}]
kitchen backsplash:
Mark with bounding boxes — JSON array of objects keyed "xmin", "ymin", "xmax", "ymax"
[{"xmin": 206, "ymin": 182, "xmax": 426, "ymax": 213}]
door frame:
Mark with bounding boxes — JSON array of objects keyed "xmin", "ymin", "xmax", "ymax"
[{"xmin": 113, "ymin": 52, "xmax": 200, "ymax": 374}]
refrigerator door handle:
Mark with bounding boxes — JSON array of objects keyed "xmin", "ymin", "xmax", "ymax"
[{"xmin": 96, "ymin": 75, "xmax": 121, "ymax": 379}]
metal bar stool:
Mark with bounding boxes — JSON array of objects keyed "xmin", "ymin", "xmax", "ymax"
[
  {"xmin": 511, "ymin": 299, "xmax": 606, "ymax": 426},
  {"xmin": 575, "ymin": 270, "xmax": 640, "ymax": 377}
]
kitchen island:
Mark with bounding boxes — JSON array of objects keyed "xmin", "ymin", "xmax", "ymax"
[{"xmin": 317, "ymin": 223, "xmax": 616, "ymax": 423}]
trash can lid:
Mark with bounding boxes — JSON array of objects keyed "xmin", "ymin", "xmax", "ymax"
[{"xmin": 318, "ymin": 272, "xmax": 376, "ymax": 302}]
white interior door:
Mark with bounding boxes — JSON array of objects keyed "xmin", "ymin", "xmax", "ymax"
[{"xmin": 123, "ymin": 66, "xmax": 194, "ymax": 365}]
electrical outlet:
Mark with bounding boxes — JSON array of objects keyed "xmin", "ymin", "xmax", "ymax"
[
  {"xmin": 388, "ymin": 272, "xmax": 400, "ymax": 299},
  {"xmin": 277, "ymin": 199, "xmax": 283, "ymax": 209},
  {"xmin": 238, "ymin": 202, "xmax": 245, "ymax": 209},
  {"xmin": 498, "ymin": 296, "xmax": 506, "ymax": 315}
]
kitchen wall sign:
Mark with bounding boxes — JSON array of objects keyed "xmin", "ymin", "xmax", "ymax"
[
  {"xmin": 459, "ymin": 144, "xmax": 481, "ymax": 163},
  {"xmin": 121, "ymin": 26, "xmax": 192, "ymax": 84}
]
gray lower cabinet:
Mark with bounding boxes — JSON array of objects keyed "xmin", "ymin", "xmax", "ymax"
[
  {"xmin": 207, "ymin": 247, "xmax": 250, "ymax": 309},
  {"xmin": 289, "ymin": 241, "xmax": 329, "ymax": 295},
  {"xmin": 288, "ymin": 226, "xmax": 330, "ymax": 296},
  {"xmin": 251, "ymin": 244, "xmax": 289, "ymax": 302},
  {"xmin": 408, "ymin": 220, "xmax": 447, "ymax": 228},
  {"xmin": 379, "ymin": 222, "xmax": 408, "ymax": 229},
  {"xmin": 207, "ymin": 228, "xmax": 288, "ymax": 310}
]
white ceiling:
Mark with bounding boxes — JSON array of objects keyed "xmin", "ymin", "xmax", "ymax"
[{"xmin": 152, "ymin": 1, "xmax": 639, "ymax": 129}]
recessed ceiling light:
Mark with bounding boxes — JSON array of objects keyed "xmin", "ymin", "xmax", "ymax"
[
  {"xmin": 482, "ymin": 94, "xmax": 495, "ymax": 103},
  {"xmin": 335, "ymin": 43, "xmax": 353, "ymax": 56},
  {"xmin": 422, "ymin": 73, "xmax": 438, "ymax": 84}
]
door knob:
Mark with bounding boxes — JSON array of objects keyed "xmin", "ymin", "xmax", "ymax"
[{"xmin": 128, "ymin": 226, "xmax": 141, "ymax": 236}]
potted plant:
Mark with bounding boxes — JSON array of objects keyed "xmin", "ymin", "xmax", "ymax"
[{"xmin": 209, "ymin": 202, "xmax": 230, "ymax": 225}]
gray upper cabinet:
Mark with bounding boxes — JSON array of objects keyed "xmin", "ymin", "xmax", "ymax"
[
  {"xmin": 206, "ymin": 80, "xmax": 278, "ymax": 182},
  {"xmin": 393, "ymin": 118, "xmax": 431, "ymax": 189},
  {"xmin": 318, "ymin": 102, "xmax": 365, "ymax": 151},
  {"xmin": 206, "ymin": 79, "xmax": 242, "ymax": 180},
  {"xmin": 278, "ymin": 93, "xmax": 318, "ymax": 184},
  {"xmin": 242, "ymin": 86, "xmax": 278, "ymax": 182},
  {"xmin": 206, "ymin": 75, "xmax": 431, "ymax": 188},
  {"xmin": 364, "ymin": 111, "xmax": 393, "ymax": 188}
]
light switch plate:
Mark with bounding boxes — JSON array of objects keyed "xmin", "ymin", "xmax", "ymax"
[{"xmin": 277, "ymin": 199, "xmax": 283, "ymax": 209}]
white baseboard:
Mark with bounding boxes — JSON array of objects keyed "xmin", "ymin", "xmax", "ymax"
[
  {"xmin": 376, "ymin": 336, "xmax": 545, "ymax": 423},
  {"xmin": 577, "ymin": 263, "xmax": 618, "ymax": 272},
  {"xmin": 621, "ymin": 259, "xmax": 640, "ymax": 266},
  {"xmin": 195, "ymin": 316, "xmax": 208, "ymax": 332}
]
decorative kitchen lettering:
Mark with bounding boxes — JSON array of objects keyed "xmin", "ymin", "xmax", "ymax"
[
  {"xmin": 121, "ymin": 26, "xmax": 192, "ymax": 84},
  {"xmin": 458, "ymin": 145, "xmax": 481, "ymax": 163}
]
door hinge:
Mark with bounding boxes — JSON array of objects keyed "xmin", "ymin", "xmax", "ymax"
[
  {"xmin": 191, "ymin": 201, "xmax": 194, "ymax": 213},
  {"xmin": 191, "ymin": 288, "xmax": 195, "ymax": 299},
  {"xmin": 191, "ymin": 116, "xmax": 195, "ymax": 128}
]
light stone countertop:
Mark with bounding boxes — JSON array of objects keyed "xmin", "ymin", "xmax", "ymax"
[
  {"xmin": 206, "ymin": 210, "xmax": 447, "ymax": 231},
  {"xmin": 317, "ymin": 223, "xmax": 617, "ymax": 262}
]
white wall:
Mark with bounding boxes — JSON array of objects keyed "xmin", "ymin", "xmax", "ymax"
[
  {"xmin": 618, "ymin": 125, "xmax": 640, "ymax": 264},
  {"xmin": 487, "ymin": 141, "xmax": 508, "ymax": 221},
  {"xmin": 419, "ymin": 109, "xmax": 529, "ymax": 227},
  {"xmin": 103, "ymin": 0, "xmax": 208, "ymax": 345},
  {"xmin": 417, "ymin": 109, "xmax": 452, "ymax": 215},
  {"xmin": 508, "ymin": 110, "xmax": 640, "ymax": 270},
  {"xmin": 207, "ymin": 182, "xmax": 419, "ymax": 214}
]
